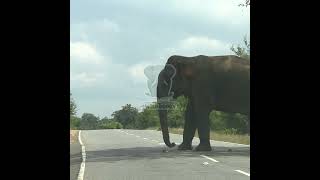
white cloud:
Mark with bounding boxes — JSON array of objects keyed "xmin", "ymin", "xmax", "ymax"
[
  {"xmin": 128, "ymin": 62, "xmax": 150, "ymax": 84},
  {"xmin": 157, "ymin": 36, "xmax": 232, "ymax": 59},
  {"xmin": 70, "ymin": 41, "xmax": 104, "ymax": 64},
  {"xmin": 179, "ymin": 36, "xmax": 230, "ymax": 53},
  {"xmin": 70, "ymin": 40, "xmax": 111, "ymax": 88},
  {"xmin": 71, "ymin": 18, "xmax": 120, "ymax": 41},
  {"xmin": 171, "ymin": 0, "xmax": 250, "ymax": 26},
  {"xmin": 99, "ymin": 19, "xmax": 120, "ymax": 32},
  {"xmin": 71, "ymin": 72, "xmax": 105, "ymax": 87}
]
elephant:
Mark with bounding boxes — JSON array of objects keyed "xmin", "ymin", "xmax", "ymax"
[{"xmin": 156, "ymin": 55, "xmax": 250, "ymax": 151}]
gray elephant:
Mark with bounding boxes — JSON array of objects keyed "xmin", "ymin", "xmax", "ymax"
[{"xmin": 157, "ymin": 55, "xmax": 250, "ymax": 151}]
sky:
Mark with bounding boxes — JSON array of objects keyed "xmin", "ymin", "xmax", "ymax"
[{"xmin": 70, "ymin": 0, "xmax": 250, "ymax": 118}]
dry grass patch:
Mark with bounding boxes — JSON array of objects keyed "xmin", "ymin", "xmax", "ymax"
[{"xmin": 70, "ymin": 130, "xmax": 79, "ymax": 144}]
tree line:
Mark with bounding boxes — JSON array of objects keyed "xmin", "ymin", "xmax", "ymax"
[{"xmin": 70, "ymin": 95, "xmax": 249, "ymax": 135}]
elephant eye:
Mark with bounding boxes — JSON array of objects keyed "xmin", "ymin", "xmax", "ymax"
[{"xmin": 163, "ymin": 80, "xmax": 168, "ymax": 86}]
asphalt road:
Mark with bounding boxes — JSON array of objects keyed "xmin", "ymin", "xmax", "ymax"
[
  {"xmin": 71, "ymin": 129, "xmax": 250, "ymax": 180},
  {"xmin": 70, "ymin": 132, "xmax": 82, "ymax": 180}
]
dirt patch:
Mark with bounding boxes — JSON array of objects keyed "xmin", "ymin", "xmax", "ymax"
[{"xmin": 70, "ymin": 130, "xmax": 79, "ymax": 144}]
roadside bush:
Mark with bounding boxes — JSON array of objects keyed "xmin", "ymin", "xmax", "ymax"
[
  {"xmin": 70, "ymin": 116, "xmax": 80, "ymax": 130},
  {"xmin": 99, "ymin": 121, "xmax": 123, "ymax": 129}
]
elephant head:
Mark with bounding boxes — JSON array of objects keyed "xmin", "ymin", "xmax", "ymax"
[{"xmin": 156, "ymin": 55, "xmax": 196, "ymax": 148}]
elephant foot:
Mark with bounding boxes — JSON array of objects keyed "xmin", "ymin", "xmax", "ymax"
[
  {"xmin": 195, "ymin": 144, "xmax": 212, "ymax": 151},
  {"xmin": 178, "ymin": 143, "xmax": 192, "ymax": 151}
]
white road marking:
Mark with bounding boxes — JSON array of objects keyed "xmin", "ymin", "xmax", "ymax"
[
  {"xmin": 77, "ymin": 130, "xmax": 86, "ymax": 180},
  {"xmin": 159, "ymin": 143, "xmax": 165, "ymax": 145},
  {"xmin": 202, "ymin": 162, "xmax": 209, "ymax": 165},
  {"xmin": 212, "ymin": 139, "xmax": 250, "ymax": 147},
  {"xmin": 143, "ymin": 138, "xmax": 148, "ymax": 140},
  {"xmin": 136, "ymin": 135, "xmax": 140, "ymax": 138},
  {"xmin": 235, "ymin": 170, "xmax": 250, "ymax": 176},
  {"xmin": 200, "ymin": 155, "xmax": 219, "ymax": 162}
]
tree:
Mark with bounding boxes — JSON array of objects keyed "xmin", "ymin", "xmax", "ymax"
[
  {"xmin": 167, "ymin": 96, "xmax": 188, "ymax": 128},
  {"xmin": 231, "ymin": 1, "xmax": 250, "ymax": 60},
  {"xmin": 112, "ymin": 104, "xmax": 139, "ymax": 129},
  {"xmin": 70, "ymin": 116, "xmax": 81, "ymax": 129},
  {"xmin": 209, "ymin": 111, "xmax": 227, "ymax": 131},
  {"xmin": 97, "ymin": 117, "xmax": 123, "ymax": 129},
  {"xmin": 80, "ymin": 113, "xmax": 99, "ymax": 130},
  {"xmin": 99, "ymin": 120, "xmax": 123, "ymax": 129},
  {"xmin": 224, "ymin": 112, "xmax": 249, "ymax": 134},
  {"xmin": 70, "ymin": 93, "xmax": 80, "ymax": 129},
  {"xmin": 70, "ymin": 93, "xmax": 77, "ymax": 116},
  {"xmin": 231, "ymin": 35, "xmax": 250, "ymax": 60},
  {"xmin": 135, "ymin": 103, "xmax": 159, "ymax": 129},
  {"xmin": 239, "ymin": 0, "xmax": 250, "ymax": 7}
]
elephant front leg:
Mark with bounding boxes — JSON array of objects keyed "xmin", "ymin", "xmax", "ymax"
[
  {"xmin": 194, "ymin": 103, "xmax": 212, "ymax": 151},
  {"xmin": 178, "ymin": 100, "xmax": 196, "ymax": 151}
]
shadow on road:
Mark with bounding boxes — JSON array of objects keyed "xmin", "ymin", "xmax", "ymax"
[
  {"xmin": 70, "ymin": 152, "xmax": 82, "ymax": 165},
  {"xmin": 85, "ymin": 146, "xmax": 250, "ymax": 163}
]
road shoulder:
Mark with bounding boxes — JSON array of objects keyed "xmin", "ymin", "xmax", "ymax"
[{"xmin": 70, "ymin": 130, "xmax": 81, "ymax": 180}]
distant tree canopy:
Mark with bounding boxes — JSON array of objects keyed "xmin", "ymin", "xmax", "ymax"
[
  {"xmin": 80, "ymin": 113, "xmax": 99, "ymax": 130},
  {"xmin": 70, "ymin": 93, "xmax": 80, "ymax": 129},
  {"xmin": 112, "ymin": 104, "xmax": 139, "ymax": 129},
  {"xmin": 231, "ymin": 1, "xmax": 250, "ymax": 60},
  {"xmin": 135, "ymin": 103, "xmax": 159, "ymax": 129},
  {"xmin": 70, "ymin": 116, "xmax": 81, "ymax": 130},
  {"xmin": 70, "ymin": 93, "xmax": 77, "ymax": 116},
  {"xmin": 98, "ymin": 118, "xmax": 123, "ymax": 129},
  {"xmin": 71, "ymin": 98, "xmax": 249, "ymax": 134},
  {"xmin": 230, "ymin": 35, "xmax": 250, "ymax": 60},
  {"xmin": 239, "ymin": 0, "xmax": 250, "ymax": 7}
]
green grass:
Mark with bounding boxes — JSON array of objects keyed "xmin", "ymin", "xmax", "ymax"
[{"xmin": 146, "ymin": 127, "xmax": 250, "ymax": 145}]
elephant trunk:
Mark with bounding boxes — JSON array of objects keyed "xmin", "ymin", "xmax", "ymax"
[{"xmin": 158, "ymin": 104, "xmax": 176, "ymax": 148}]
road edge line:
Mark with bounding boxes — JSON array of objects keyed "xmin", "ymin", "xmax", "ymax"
[{"xmin": 77, "ymin": 130, "xmax": 86, "ymax": 180}]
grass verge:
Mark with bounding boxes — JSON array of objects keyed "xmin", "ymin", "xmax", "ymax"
[
  {"xmin": 146, "ymin": 127, "xmax": 250, "ymax": 145},
  {"xmin": 70, "ymin": 130, "xmax": 79, "ymax": 144}
]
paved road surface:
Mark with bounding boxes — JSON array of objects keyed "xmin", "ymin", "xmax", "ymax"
[
  {"xmin": 72, "ymin": 129, "xmax": 250, "ymax": 180},
  {"xmin": 70, "ymin": 133, "xmax": 82, "ymax": 180}
]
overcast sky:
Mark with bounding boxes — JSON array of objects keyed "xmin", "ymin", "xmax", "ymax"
[{"xmin": 70, "ymin": 0, "xmax": 250, "ymax": 118}]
